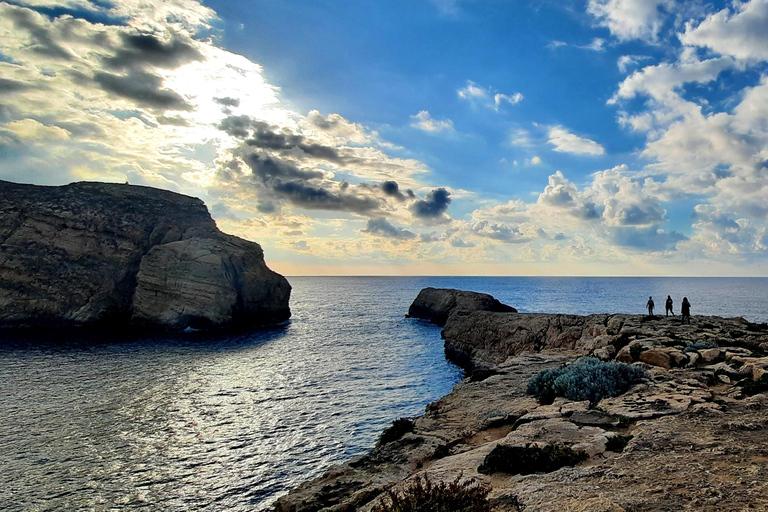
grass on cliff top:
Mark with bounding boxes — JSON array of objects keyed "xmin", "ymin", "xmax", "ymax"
[
  {"xmin": 372, "ymin": 475, "xmax": 491, "ymax": 512},
  {"xmin": 527, "ymin": 357, "xmax": 648, "ymax": 406}
]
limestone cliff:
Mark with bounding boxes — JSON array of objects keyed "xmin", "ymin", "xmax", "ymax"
[{"xmin": 0, "ymin": 180, "xmax": 290, "ymax": 330}]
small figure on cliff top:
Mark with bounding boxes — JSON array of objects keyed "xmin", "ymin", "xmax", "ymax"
[
  {"xmin": 665, "ymin": 295, "xmax": 674, "ymax": 316},
  {"xmin": 681, "ymin": 297, "xmax": 691, "ymax": 324},
  {"xmin": 647, "ymin": 296, "xmax": 655, "ymax": 317}
]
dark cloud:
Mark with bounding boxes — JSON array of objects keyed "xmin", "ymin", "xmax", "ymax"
[
  {"xmin": 0, "ymin": 78, "xmax": 30, "ymax": 95},
  {"xmin": 218, "ymin": 115, "xmax": 343, "ymax": 163},
  {"xmin": 93, "ymin": 70, "xmax": 192, "ymax": 111},
  {"xmin": 218, "ymin": 115, "xmax": 252, "ymax": 138},
  {"xmin": 362, "ymin": 218, "xmax": 416, "ymax": 239},
  {"xmin": 381, "ymin": 180, "xmax": 406, "ymax": 201},
  {"xmin": 6, "ymin": 6, "xmax": 73, "ymax": 60},
  {"xmin": 246, "ymin": 121, "xmax": 341, "ymax": 162},
  {"xmin": 244, "ymin": 153, "xmax": 324, "ymax": 182},
  {"xmin": 225, "ymin": 152, "xmax": 381, "ymax": 215},
  {"xmin": 104, "ymin": 32, "xmax": 203, "ymax": 70},
  {"xmin": 410, "ymin": 187, "xmax": 451, "ymax": 219},
  {"xmin": 273, "ymin": 180, "xmax": 379, "ymax": 213},
  {"xmin": 214, "ymin": 97, "xmax": 240, "ymax": 107}
]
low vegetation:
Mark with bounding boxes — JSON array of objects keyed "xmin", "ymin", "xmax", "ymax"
[
  {"xmin": 740, "ymin": 374, "xmax": 768, "ymax": 396},
  {"xmin": 478, "ymin": 443, "xmax": 587, "ymax": 475},
  {"xmin": 372, "ymin": 475, "xmax": 491, "ymax": 512},
  {"xmin": 527, "ymin": 357, "xmax": 648, "ymax": 406}
]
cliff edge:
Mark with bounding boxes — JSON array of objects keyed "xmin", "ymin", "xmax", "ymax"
[{"xmin": 0, "ymin": 180, "xmax": 291, "ymax": 330}]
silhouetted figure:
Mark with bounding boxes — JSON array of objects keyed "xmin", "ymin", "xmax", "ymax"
[
  {"xmin": 681, "ymin": 297, "xmax": 691, "ymax": 324},
  {"xmin": 647, "ymin": 296, "xmax": 655, "ymax": 317},
  {"xmin": 665, "ymin": 295, "xmax": 674, "ymax": 316}
]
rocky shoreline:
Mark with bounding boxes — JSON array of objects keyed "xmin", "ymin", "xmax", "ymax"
[{"xmin": 274, "ymin": 289, "xmax": 768, "ymax": 512}]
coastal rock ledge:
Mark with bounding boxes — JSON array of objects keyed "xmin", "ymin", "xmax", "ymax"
[
  {"xmin": 0, "ymin": 180, "xmax": 291, "ymax": 330},
  {"xmin": 407, "ymin": 287, "xmax": 517, "ymax": 326}
]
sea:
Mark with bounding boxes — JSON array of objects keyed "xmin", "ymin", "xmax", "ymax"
[{"xmin": 2, "ymin": 276, "xmax": 768, "ymax": 511}]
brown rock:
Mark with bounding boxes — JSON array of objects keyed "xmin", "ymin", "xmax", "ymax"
[{"xmin": 640, "ymin": 349, "xmax": 672, "ymax": 369}]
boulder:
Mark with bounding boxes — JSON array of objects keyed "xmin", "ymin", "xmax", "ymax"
[
  {"xmin": 640, "ymin": 349, "xmax": 671, "ymax": 369},
  {"xmin": 407, "ymin": 287, "xmax": 516, "ymax": 326},
  {"xmin": 0, "ymin": 180, "xmax": 290, "ymax": 331}
]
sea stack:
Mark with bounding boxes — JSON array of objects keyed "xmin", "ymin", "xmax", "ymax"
[
  {"xmin": 0, "ymin": 180, "xmax": 291, "ymax": 330},
  {"xmin": 407, "ymin": 287, "xmax": 517, "ymax": 326}
]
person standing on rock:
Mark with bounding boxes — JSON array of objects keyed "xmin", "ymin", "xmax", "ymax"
[
  {"xmin": 681, "ymin": 297, "xmax": 691, "ymax": 324},
  {"xmin": 665, "ymin": 295, "xmax": 674, "ymax": 316},
  {"xmin": 647, "ymin": 296, "xmax": 655, "ymax": 317}
]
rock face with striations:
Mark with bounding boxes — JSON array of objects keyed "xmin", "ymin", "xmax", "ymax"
[
  {"xmin": 0, "ymin": 180, "xmax": 290, "ymax": 330},
  {"xmin": 407, "ymin": 287, "xmax": 516, "ymax": 326}
]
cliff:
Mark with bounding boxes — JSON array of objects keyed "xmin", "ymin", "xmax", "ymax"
[
  {"xmin": 0, "ymin": 180, "xmax": 290, "ymax": 330},
  {"xmin": 274, "ymin": 291, "xmax": 768, "ymax": 512}
]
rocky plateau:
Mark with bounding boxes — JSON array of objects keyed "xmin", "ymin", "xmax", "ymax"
[
  {"xmin": 275, "ymin": 288, "xmax": 768, "ymax": 512},
  {"xmin": 0, "ymin": 180, "xmax": 291, "ymax": 331}
]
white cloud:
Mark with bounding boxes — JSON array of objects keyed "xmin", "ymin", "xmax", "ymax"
[
  {"xmin": 587, "ymin": 0, "xmax": 674, "ymax": 41},
  {"xmin": 617, "ymin": 54, "xmax": 651, "ymax": 73},
  {"xmin": 509, "ymin": 128, "xmax": 533, "ymax": 147},
  {"xmin": 458, "ymin": 80, "xmax": 523, "ymax": 111},
  {"xmin": 409, "ymin": 110, "xmax": 454, "ymax": 132},
  {"xmin": 528, "ymin": 155, "xmax": 542, "ymax": 165},
  {"xmin": 681, "ymin": 0, "xmax": 768, "ymax": 62},
  {"xmin": 547, "ymin": 126, "xmax": 605, "ymax": 155}
]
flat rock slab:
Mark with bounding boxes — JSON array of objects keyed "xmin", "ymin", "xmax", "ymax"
[{"xmin": 597, "ymin": 379, "xmax": 712, "ymax": 421}]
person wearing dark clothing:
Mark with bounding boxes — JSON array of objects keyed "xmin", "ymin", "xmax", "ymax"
[
  {"xmin": 647, "ymin": 296, "xmax": 655, "ymax": 317},
  {"xmin": 665, "ymin": 295, "xmax": 674, "ymax": 316},
  {"xmin": 681, "ymin": 297, "xmax": 691, "ymax": 324}
]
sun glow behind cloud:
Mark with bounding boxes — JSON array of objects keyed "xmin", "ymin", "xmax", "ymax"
[{"xmin": 1, "ymin": 0, "xmax": 768, "ymax": 276}]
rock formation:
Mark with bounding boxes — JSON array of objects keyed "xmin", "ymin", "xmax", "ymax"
[
  {"xmin": 0, "ymin": 180, "xmax": 290, "ymax": 330},
  {"xmin": 407, "ymin": 287, "xmax": 516, "ymax": 326},
  {"xmin": 274, "ymin": 291, "xmax": 768, "ymax": 512}
]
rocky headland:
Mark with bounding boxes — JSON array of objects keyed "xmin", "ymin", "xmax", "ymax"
[
  {"xmin": 0, "ymin": 180, "xmax": 291, "ymax": 331},
  {"xmin": 274, "ymin": 288, "xmax": 768, "ymax": 512},
  {"xmin": 407, "ymin": 287, "xmax": 517, "ymax": 326}
]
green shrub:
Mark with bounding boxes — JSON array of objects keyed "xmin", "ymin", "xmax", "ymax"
[
  {"xmin": 478, "ymin": 443, "xmax": 587, "ymax": 475},
  {"xmin": 372, "ymin": 475, "xmax": 491, "ymax": 512},
  {"xmin": 527, "ymin": 358, "xmax": 648, "ymax": 406},
  {"xmin": 629, "ymin": 344, "xmax": 644, "ymax": 361},
  {"xmin": 378, "ymin": 418, "xmax": 415, "ymax": 446},
  {"xmin": 605, "ymin": 434, "xmax": 633, "ymax": 452}
]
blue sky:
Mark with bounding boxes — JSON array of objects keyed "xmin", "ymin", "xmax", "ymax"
[{"xmin": 2, "ymin": 0, "xmax": 768, "ymax": 275}]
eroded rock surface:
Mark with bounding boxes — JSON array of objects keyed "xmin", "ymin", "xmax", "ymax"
[
  {"xmin": 275, "ymin": 298, "xmax": 768, "ymax": 512},
  {"xmin": 0, "ymin": 180, "xmax": 290, "ymax": 330},
  {"xmin": 407, "ymin": 287, "xmax": 516, "ymax": 326}
]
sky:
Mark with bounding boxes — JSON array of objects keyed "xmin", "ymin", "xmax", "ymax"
[{"xmin": 1, "ymin": 0, "xmax": 768, "ymax": 276}]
